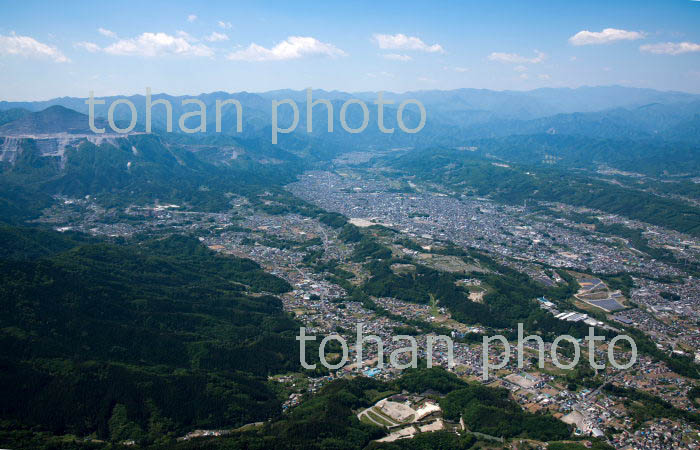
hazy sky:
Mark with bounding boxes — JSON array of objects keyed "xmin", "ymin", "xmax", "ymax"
[{"xmin": 1, "ymin": 0, "xmax": 700, "ymax": 100}]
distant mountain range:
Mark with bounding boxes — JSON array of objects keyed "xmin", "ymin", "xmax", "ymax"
[
  {"xmin": 0, "ymin": 105, "xmax": 111, "ymax": 135},
  {"xmin": 1, "ymin": 86, "xmax": 699, "ymax": 146},
  {"xmin": 8, "ymin": 85, "xmax": 697, "ymax": 116}
]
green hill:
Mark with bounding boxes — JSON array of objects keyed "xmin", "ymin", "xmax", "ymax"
[{"xmin": 0, "ymin": 229, "xmax": 302, "ymax": 444}]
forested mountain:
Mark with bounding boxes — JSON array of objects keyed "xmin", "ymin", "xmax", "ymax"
[
  {"xmin": 0, "ymin": 132, "xmax": 305, "ymax": 223},
  {"xmin": 460, "ymin": 134, "xmax": 700, "ymax": 176},
  {"xmin": 0, "ymin": 105, "xmax": 109, "ymax": 135},
  {"xmin": 0, "ymin": 229, "xmax": 305, "ymax": 445},
  {"xmin": 0, "ymin": 108, "xmax": 30, "ymax": 127}
]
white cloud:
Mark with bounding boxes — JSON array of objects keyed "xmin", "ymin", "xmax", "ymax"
[
  {"xmin": 205, "ymin": 32, "xmax": 229, "ymax": 42},
  {"xmin": 418, "ymin": 76, "xmax": 437, "ymax": 83},
  {"xmin": 218, "ymin": 21, "xmax": 233, "ymax": 30},
  {"xmin": 227, "ymin": 36, "xmax": 346, "ymax": 61},
  {"xmin": 372, "ymin": 33, "xmax": 444, "ymax": 53},
  {"xmin": 538, "ymin": 74, "xmax": 551, "ymax": 80},
  {"xmin": 176, "ymin": 31, "xmax": 198, "ymax": 41},
  {"xmin": 366, "ymin": 71, "xmax": 394, "ymax": 78},
  {"xmin": 488, "ymin": 50, "xmax": 546, "ymax": 64},
  {"xmin": 640, "ymin": 41, "xmax": 700, "ymax": 55},
  {"xmin": 514, "ymin": 65, "xmax": 528, "ymax": 72},
  {"xmin": 569, "ymin": 28, "xmax": 644, "ymax": 46},
  {"xmin": 75, "ymin": 41, "xmax": 100, "ymax": 53},
  {"xmin": 187, "ymin": 14, "xmax": 198, "ymax": 23},
  {"xmin": 0, "ymin": 33, "xmax": 69, "ymax": 62},
  {"xmin": 98, "ymin": 28, "xmax": 117, "ymax": 39},
  {"xmin": 443, "ymin": 66, "xmax": 469, "ymax": 72},
  {"xmin": 103, "ymin": 32, "xmax": 213, "ymax": 57},
  {"xmin": 383, "ymin": 53, "xmax": 412, "ymax": 61}
]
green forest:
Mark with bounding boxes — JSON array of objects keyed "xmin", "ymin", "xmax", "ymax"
[
  {"xmin": 0, "ymin": 227, "xmax": 311, "ymax": 447},
  {"xmin": 152, "ymin": 368, "xmax": 573, "ymax": 450}
]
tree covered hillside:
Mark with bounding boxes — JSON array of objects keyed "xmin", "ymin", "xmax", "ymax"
[{"xmin": 0, "ymin": 229, "xmax": 305, "ymax": 444}]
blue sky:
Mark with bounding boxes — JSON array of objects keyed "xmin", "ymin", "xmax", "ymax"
[{"xmin": 1, "ymin": 0, "xmax": 700, "ymax": 100}]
